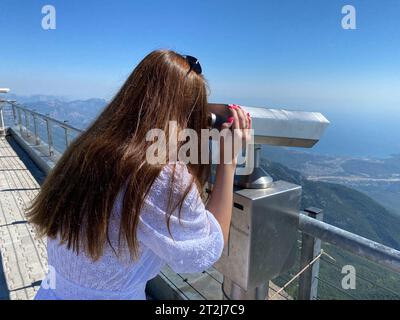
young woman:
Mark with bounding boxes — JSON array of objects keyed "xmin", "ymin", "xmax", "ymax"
[{"xmin": 28, "ymin": 49, "xmax": 251, "ymax": 300}]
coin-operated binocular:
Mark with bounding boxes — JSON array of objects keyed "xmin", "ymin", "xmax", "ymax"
[{"xmin": 207, "ymin": 104, "xmax": 329, "ymax": 300}]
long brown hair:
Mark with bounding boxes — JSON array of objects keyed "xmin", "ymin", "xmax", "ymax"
[{"xmin": 27, "ymin": 49, "xmax": 210, "ymax": 260}]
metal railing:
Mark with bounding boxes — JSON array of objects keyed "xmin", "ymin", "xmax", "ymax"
[
  {"xmin": 1, "ymin": 101, "xmax": 399, "ymax": 300},
  {"xmin": 296, "ymin": 208, "xmax": 400, "ymax": 299},
  {"xmin": 0, "ymin": 100, "xmax": 83, "ymax": 156}
]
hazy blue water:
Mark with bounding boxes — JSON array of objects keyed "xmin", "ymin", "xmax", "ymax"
[
  {"xmin": 21, "ymin": 110, "xmax": 400, "ymax": 159},
  {"xmin": 5, "ymin": 101, "xmax": 399, "ymax": 159},
  {"xmin": 301, "ymin": 109, "xmax": 400, "ymax": 158}
]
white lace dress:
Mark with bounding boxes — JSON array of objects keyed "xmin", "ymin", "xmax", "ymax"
[{"xmin": 34, "ymin": 163, "xmax": 224, "ymax": 300}]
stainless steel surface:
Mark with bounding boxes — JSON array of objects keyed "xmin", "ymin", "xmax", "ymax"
[
  {"xmin": 298, "ymin": 208, "xmax": 324, "ymax": 300},
  {"xmin": 17, "ymin": 107, "xmax": 23, "ymax": 133},
  {"xmin": 24, "ymin": 110, "xmax": 31, "ymax": 137},
  {"xmin": 0, "ymin": 102, "xmax": 5, "ymax": 136},
  {"xmin": 64, "ymin": 127, "xmax": 70, "ymax": 147},
  {"xmin": 209, "ymin": 102, "xmax": 327, "ymax": 296},
  {"xmin": 234, "ymin": 144, "xmax": 273, "ymax": 189},
  {"xmin": 33, "ymin": 114, "xmax": 40, "ymax": 145},
  {"xmin": 213, "ymin": 180, "xmax": 302, "ymax": 291},
  {"xmin": 45, "ymin": 118, "xmax": 54, "ymax": 156},
  {"xmin": 208, "ymin": 103, "xmax": 330, "ymax": 147},
  {"xmin": 247, "ymin": 106, "xmax": 330, "ymax": 147},
  {"xmin": 299, "ymin": 212, "xmax": 400, "ymax": 273},
  {"xmin": 234, "ymin": 166, "xmax": 273, "ymax": 189},
  {"xmin": 0, "ymin": 91, "xmax": 9, "ymax": 136}
]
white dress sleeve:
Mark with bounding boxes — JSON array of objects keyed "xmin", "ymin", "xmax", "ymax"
[{"xmin": 137, "ymin": 163, "xmax": 225, "ymax": 273}]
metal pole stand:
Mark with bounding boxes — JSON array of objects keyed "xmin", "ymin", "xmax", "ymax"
[{"xmin": 234, "ymin": 144, "xmax": 273, "ymax": 189}]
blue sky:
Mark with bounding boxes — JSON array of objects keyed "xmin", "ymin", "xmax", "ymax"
[{"xmin": 1, "ymin": 0, "xmax": 400, "ymax": 116}]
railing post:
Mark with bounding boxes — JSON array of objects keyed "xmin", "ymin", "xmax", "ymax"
[
  {"xmin": 45, "ymin": 116, "xmax": 54, "ymax": 156},
  {"xmin": 298, "ymin": 207, "xmax": 324, "ymax": 300},
  {"xmin": 0, "ymin": 102, "xmax": 5, "ymax": 136},
  {"xmin": 17, "ymin": 108, "xmax": 23, "ymax": 133},
  {"xmin": 12, "ymin": 104, "xmax": 17, "ymax": 126},
  {"xmin": 33, "ymin": 114, "xmax": 40, "ymax": 145},
  {"xmin": 63, "ymin": 121, "xmax": 70, "ymax": 148},
  {"xmin": 24, "ymin": 110, "xmax": 31, "ymax": 137}
]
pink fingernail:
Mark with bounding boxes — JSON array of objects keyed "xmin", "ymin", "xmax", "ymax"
[
  {"xmin": 227, "ymin": 117, "xmax": 234, "ymax": 123},
  {"xmin": 228, "ymin": 105, "xmax": 235, "ymax": 110},
  {"xmin": 247, "ymin": 112, "xmax": 250, "ymax": 116}
]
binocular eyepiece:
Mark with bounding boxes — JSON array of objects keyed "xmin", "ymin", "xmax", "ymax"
[
  {"xmin": 207, "ymin": 104, "xmax": 235, "ymax": 130},
  {"xmin": 208, "ymin": 112, "xmax": 226, "ymax": 129}
]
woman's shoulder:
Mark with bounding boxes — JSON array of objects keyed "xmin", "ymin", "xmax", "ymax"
[
  {"xmin": 156, "ymin": 162, "xmax": 193, "ymax": 190},
  {"xmin": 146, "ymin": 162, "xmax": 199, "ymax": 211}
]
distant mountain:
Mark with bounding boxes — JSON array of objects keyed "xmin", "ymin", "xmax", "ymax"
[
  {"xmin": 263, "ymin": 159, "xmax": 400, "ymax": 249},
  {"xmin": 5, "ymin": 94, "xmax": 71, "ymax": 103},
  {"xmin": 7, "ymin": 95, "xmax": 108, "ymax": 129},
  {"xmin": 264, "ymin": 159, "xmax": 400, "ymax": 299},
  {"xmin": 263, "ymin": 146, "xmax": 400, "ymax": 218},
  {"xmin": 25, "ymin": 98, "xmax": 107, "ymax": 129}
]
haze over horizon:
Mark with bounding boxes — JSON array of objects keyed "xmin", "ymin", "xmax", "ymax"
[
  {"xmin": 1, "ymin": 0, "xmax": 399, "ymax": 157},
  {"xmin": 2, "ymin": 92, "xmax": 398, "ymax": 158}
]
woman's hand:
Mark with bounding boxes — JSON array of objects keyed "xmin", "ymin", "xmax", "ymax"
[
  {"xmin": 219, "ymin": 104, "xmax": 252, "ymax": 166},
  {"xmin": 206, "ymin": 104, "xmax": 252, "ymax": 245}
]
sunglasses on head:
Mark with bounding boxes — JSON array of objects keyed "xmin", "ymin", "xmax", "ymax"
[{"xmin": 182, "ymin": 55, "xmax": 202, "ymax": 75}]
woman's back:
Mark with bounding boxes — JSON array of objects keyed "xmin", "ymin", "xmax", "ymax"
[
  {"xmin": 35, "ymin": 163, "xmax": 224, "ymax": 300},
  {"xmin": 29, "ymin": 49, "xmax": 250, "ymax": 300}
]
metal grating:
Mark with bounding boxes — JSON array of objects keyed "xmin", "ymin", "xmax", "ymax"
[{"xmin": 0, "ymin": 136, "xmax": 47, "ymax": 300}]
